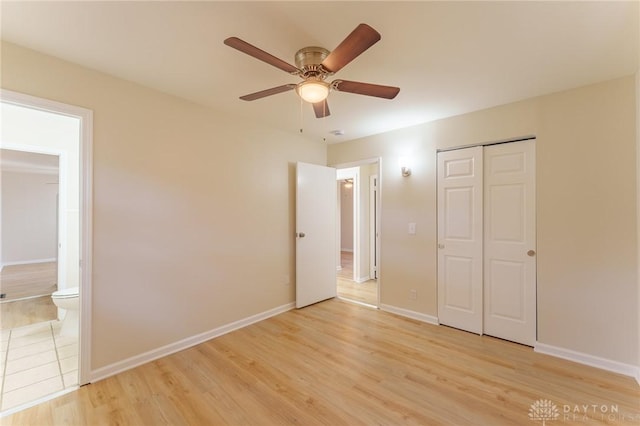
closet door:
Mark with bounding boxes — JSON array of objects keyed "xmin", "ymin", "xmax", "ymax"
[
  {"xmin": 437, "ymin": 147, "xmax": 484, "ymax": 334},
  {"xmin": 483, "ymin": 140, "xmax": 536, "ymax": 345}
]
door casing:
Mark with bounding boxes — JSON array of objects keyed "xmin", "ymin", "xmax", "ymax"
[{"xmin": 1, "ymin": 89, "xmax": 94, "ymax": 384}]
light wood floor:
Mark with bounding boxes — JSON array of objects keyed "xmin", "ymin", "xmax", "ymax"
[
  {"xmin": 337, "ymin": 251, "xmax": 354, "ymax": 280},
  {"xmin": 5, "ymin": 299, "xmax": 639, "ymax": 425},
  {"xmin": 0, "ymin": 296, "xmax": 57, "ymax": 330},
  {"xmin": 1, "ymin": 262, "xmax": 57, "ymax": 301},
  {"xmin": 337, "ymin": 251, "xmax": 377, "ymax": 306},
  {"xmin": 1, "ymin": 262, "xmax": 58, "ymax": 329}
]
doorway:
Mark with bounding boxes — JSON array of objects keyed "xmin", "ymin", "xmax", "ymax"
[
  {"xmin": 1, "ymin": 149, "xmax": 60, "ymax": 315},
  {"xmin": 0, "ymin": 90, "xmax": 92, "ymax": 414},
  {"xmin": 335, "ymin": 161, "xmax": 380, "ymax": 307}
]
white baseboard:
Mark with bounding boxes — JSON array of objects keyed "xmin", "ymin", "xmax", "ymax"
[
  {"xmin": 89, "ymin": 302, "xmax": 295, "ymax": 383},
  {"xmin": 380, "ymin": 304, "xmax": 439, "ymax": 325},
  {"xmin": 355, "ymin": 276, "xmax": 370, "ymax": 284},
  {"xmin": 1, "ymin": 258, "xmax": 57, "ymax": 268},
  {"xmin": 636, "ymin": 367, "xmax": 640, "ymax": 386},
  {"xmin": 336, "ymin": 266, "xmax": 342, "ymax": 271},
  {"xmin": 535, "ymin": 342, "xmax": 639, "ymax": 379},
  {"xmin": 340, "ymin": 248, "xmax": 353, "ymax": 253}
]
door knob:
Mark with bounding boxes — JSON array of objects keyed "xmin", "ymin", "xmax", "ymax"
[
  {"xmin": 527, "ymin": 250, "xmax": 536, "ymax": 257},
  {"xmin": 297, "ymin": 232, "xmax": 306, "ymax": 238},
  {"xmin": 438, "ymin": 243, "xmax": 445, "ymax": 249}
]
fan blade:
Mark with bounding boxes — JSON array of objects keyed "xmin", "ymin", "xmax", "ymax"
[
  {"xmin": 321, "ymin": 24, "xmax": 381, "ymax": 73},
  {"xmin": 332, "ymin": 80, "xmax": 400, "ymax": 99},
  {"xmin": 224, "ymin": 37, "xmax": 300, "ymax": 74},
  {"xmin": 312, "ymin": 99, "xmax": 330, "ymax": 118},
  {"xmin": 239, "ymin": 84, "xmax": 296, "ymax": 101}
]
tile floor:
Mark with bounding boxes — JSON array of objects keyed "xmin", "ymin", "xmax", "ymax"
[{"xmin": 0, "ymin": 320, "xmax": 78, "ymax": 412}]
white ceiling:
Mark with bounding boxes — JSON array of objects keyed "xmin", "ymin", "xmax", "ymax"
[{"xmin": 1, "ymin": 1, "xmax": 638, "ymax": 143}]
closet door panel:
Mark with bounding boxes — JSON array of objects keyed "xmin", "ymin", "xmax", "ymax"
[
  {"xmin": 437, "ymin": 147, "xmax": 483, "ymax": 334},
  {"xmin": 483, "ymin": 140, "xmax": 536, "ymax": 346}
]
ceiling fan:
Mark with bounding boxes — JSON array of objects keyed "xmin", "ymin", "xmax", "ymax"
[{"xmin": 224, "ymin": 24, "xmax": 400, "ymax": 118}]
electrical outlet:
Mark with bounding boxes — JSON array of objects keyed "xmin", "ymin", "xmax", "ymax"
[{"xmin": 409, "ymin": 289, "xmax": 417, "ymax": 300}]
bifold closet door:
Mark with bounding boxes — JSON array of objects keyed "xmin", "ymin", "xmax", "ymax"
[
  {"xmin": 437, "ymin": 146, "xmax": 484, "ymax": 334},
  {"xmin": 483, "ymin": 140, "xmax": 536, "ymax": 346}
]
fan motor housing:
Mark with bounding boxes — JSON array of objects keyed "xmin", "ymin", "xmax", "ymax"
[{"xmin": 295, "ymin": 47, "xmax": 330, "ymax": 76}]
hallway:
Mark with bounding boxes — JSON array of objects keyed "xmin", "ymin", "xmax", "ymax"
[{"xmin": 337, "ymin": 251, "xmax": 377, "ymax": 306}]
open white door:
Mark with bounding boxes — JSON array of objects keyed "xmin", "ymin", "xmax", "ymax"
[
  {"xmin": 437, "ymin": 147, "xmax": 483, "ymax": 334},
  {"xmin": 483, "ymin": 140, "xmax": 536, "ymax": 346},
  {"xmin": 296, "ymin": 162, "xmax": 337, "ymax": 308}
]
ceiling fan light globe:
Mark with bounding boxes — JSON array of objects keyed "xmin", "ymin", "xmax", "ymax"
[{"xmin": 296, "ymin": 80, "xmax": 329, "ymax": 103}]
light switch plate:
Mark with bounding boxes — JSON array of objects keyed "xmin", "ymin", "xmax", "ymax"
[{"xmin": 408, "ymin": 222, "xmax": 416, "ymax": 235}]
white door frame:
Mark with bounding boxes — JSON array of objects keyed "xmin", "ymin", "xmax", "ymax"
[
  {"xmin": 369, "ymin": 174, "xmax": 379, "ymax": 280},
  {"xmin": 333, "ymin": 158, "xmax": 382, "ymax": 308},
  {"xmin": 1, "ymin": 89, "xmax": 93, "ymax": 385}
]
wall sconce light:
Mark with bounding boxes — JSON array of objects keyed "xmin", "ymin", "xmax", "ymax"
[
  {"xmin": 399, "ymin": 157, "xmax": 412, "ymax": 177},
  {"xmin": 343, "ymin": 178, "xmax": 353, "ymax": 188}
]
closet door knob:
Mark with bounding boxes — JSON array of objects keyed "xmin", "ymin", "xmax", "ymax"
[
  {"xmin": 527, "ymin": 250, "xmax": 536, "ymax": 257},
  {"xmin": 297, "ymin": 232, "xmax": 306, "ymax": 238}
]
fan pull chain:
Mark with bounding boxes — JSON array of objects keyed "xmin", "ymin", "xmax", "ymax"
[{"xmin": 299, "ymin": 96, "xmax": 304, "ymax": 134}]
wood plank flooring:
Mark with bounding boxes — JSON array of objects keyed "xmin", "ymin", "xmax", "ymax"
[
  {"xmin": 337, "ymin": 251, "xmax": 354, "ymax": 280},
  {"xmin": 0, "ymin": 296, "xmax": 57, "ymax": 330},
  {"xmin": 337, "ymin": 251, "xmax": 377, "ymax": 306},
  {"xmin": 4, "ymin": 299, "xmax": 639, "ymax": 425},
  {"xmin": 1, "ymin": 262, "xmax": 57, "ymax": 301},
  {"xmin": 336, "ymin": 278, "xmax": 377, "ymax": 306},
  {"xmin": 1, "ymin": 262, "xmax": 58, "ymax": 329}
]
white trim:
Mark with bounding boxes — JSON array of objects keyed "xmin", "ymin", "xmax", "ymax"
[
  {"xmin": 534, "ymin": 342, "xmax": 639, "ymax": 379},
  {"xmin": 355, "ymin": 275, "xmax": 370, "ymax": 284},
  {"xmin": 89, "ymin": 302, "xmax": 295, "ymax": 383},
  {"xmin": 369, "ymin": 173, "xmax": 378, "ymax": 280},
  {"xmin": 380, "ymin": 304, "xmax": 439, "ymax": 325},
  {"xmin": 1, "ymin": 89, "xmax": 94, "ymax": 387},
  {"xmin": 636, "ymin": 368, "xmax": 640, "ymax": 386},
  {"xmin": 1, "ymin": 258, "xmax": 57, "ymax": 268}
]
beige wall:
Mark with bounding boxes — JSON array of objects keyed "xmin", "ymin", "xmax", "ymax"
[
  {"xmin": 636, "ymin": 1, "xmax": 640, "ymax": 380},
  {"xmin": 329, "ymin": 76, "xmax": 638, "ymax": 365},
  {"xmin": 1, "ymin": 170, "xmax": 58, "ymax": 264},
  {"xmin": 1, "ymin": 42, "xmax": 326, "ymax": 370},
  {"xmin": 636, "ymin": 14, "xmax": 640, "ymax": 377},
  {"xmin": 340, "ymin": 183, "xmax": 353, "ymax": 252}
]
